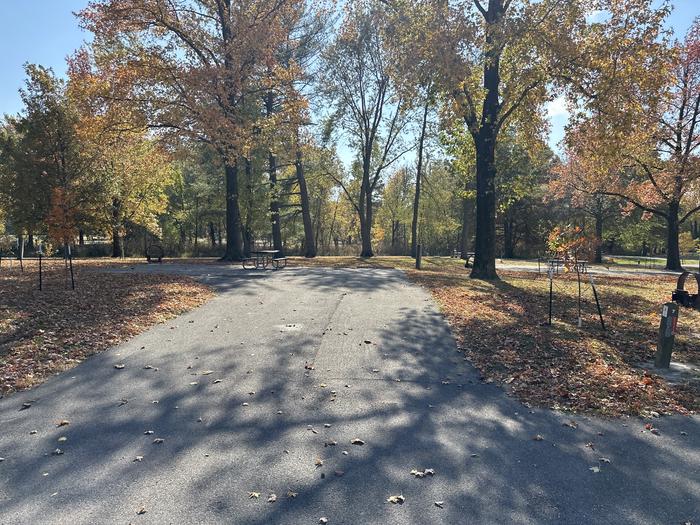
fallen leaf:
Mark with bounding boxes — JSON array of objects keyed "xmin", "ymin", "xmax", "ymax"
[
  {"xmin": 153, "ymin": 438, "xmax": 164, "ymax": 444},
  {"xmin": 213, "ymin": 379, "xmax": 222, "ymax": 384},
  {"xmin": 114, "ymin": 364, "xmax": 125, "ymax": 370},
  {"xmin": 57, "ymin": 436, "xmax": 67, "ymax": 443},
  {"xmin": 136, "ymin": 507, "xmax": 146, "ymax": 515},
  {"xmin": 533, "ymin": 434, "xmax": 544, "ymax": 441},
  {"xmin": 351, "ymin": 438, "xmax": 365, "ymax": 445},
  {"xmin": 315, "ymin": 458, "xmax": 324, "ymax": 467},
  {"xmin": 249, "ymin": 492, "xmax": 260, "ymax": 499},
  {"xmin": 144, "ymin": 430, "xmax": 154, "ymax": 435},
  {"xmin": 267, "ymin": 493, "xmax": 277, "ymax": 503},
  {"xmin": 134, "ymin": 456, "xmax": 144, "ymax": 462},
  {"xmin": 201, "ymin": 370, "xmax": 213, "ymax": 375},
  {"xmin": 52, "ymin": 448, "xmax": 63, "ymax": 456},
  {"xmin": 599, "ymin": 457, "xmax": 611, "ymax": 463},
  {"xmin": 434, "ymin": 501, "xmax": 444, "ymax": 508},
  {"xmin": 286, "ymin": 491, "xmax": 298, "ymax": 498},
  {"xmin": 387, "ymin": 495, "xmax": 405, "ymax": 504},
  {"xmin": 57, "ymin": 420, "xmax": 69, "ymax": 427},
  {"xmin": 319, "ymin": 518, "xmax": 329, "ymax": 524},
  {"xmin": 589, "ymin": 466, "xmax": 600, "ymax": 473}
]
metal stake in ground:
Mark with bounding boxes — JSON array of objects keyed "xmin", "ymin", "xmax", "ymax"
[
  {"xmin": 548, "ymin": 268, "xmax": 554, "ymax": 325},
  {"xmin": 589, "ymin": 274, "xmax": 606, "ymax": 331}
]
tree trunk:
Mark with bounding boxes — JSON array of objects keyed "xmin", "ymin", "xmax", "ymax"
[
  {"xmin": 411, "ymin": 92, "xmax": 430, "ymax": 258},
  {"xmin": 223, "ymin": 160, "xmax": 244, "ymax": 261},
  {"xmin": 594, "ymin": 213, "xmax": 604, "ymax": 264},
  {"xmin": 17, "ymin": 234, "xmax": 24, "ymax": 260},
  {"xmin": 503, "ymin": 214, "xmax": 515, "ymax": 259},
  {"xmin": 471, "ymin": 135, "xmax": 498, "ymax": 279},
  {"xmin": 268, "ymin": 152, "xmax": 283, "ymax": 255},
  {"xmin": 666, "ymin": 201, "xmax": 682, "ymax": 271},
  {"xmin": 27, "ymin": 233, "xmax": 34, "ymax": 251},
  {"xmin": 111, "ymin": 197, "xmax": 122, "ymax": 258},
  {"xmin": 295, "ymin": 145, "xmax": 316, "ymax": 257},
  {"xmin": 209, "ymin": 222, "xmax": 216, "ymax": 247},
  {"xmin": 460, "ymin": 185, "xmax": 471, "ymax": 260},
  {"xmin": 79, "ymin": 229, "xmax": 85, "ymax": 246},
  {"xmin": 360, "ymin": 187, "xmax": 374, "ymax": 257}
]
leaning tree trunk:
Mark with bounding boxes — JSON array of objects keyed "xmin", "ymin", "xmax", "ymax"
[
  {"xmin": 471, "ymin": 134, "xmax": 498, "ymax": 279},
  {"xmin": 223, "ymin": 160, "xmax": 244, "ymax": 261},
  {"xmin": 460, "ymin": 184, "xmax": 471, "ymax": 260},
  {"xmin": 665, "ymin": 201, "xmax": 682, "ymax": 271}
]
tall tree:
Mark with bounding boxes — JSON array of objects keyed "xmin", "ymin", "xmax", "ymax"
[
  {"xmin": 321, "ymin": 1, "xmax": 410, "ymax": 257},
  {"xmin": 386, "ymin": 0, "xmax": 666, "ymax": 278},
  {"xmin": 567, "ymin": 17, "xmax": 700, "ymax": 270},
  {"xmin": 79, "ymin": 0, "xmax": 305, "ymax": 260}
]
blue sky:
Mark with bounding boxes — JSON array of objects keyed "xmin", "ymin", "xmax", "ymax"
[{"xmin": 0, "ymin": 0, "xmax": 698, "ymax": 153}]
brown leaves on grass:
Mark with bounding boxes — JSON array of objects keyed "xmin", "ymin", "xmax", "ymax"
[
  {"xmin": 408, "ymin": 268, "xmax": 699, "ymax": 416},
  {"xmin": 0, "ymin": 259, "xmax": 213, "ymax": 396}
]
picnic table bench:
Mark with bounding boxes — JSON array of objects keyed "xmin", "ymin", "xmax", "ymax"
[
  {"xmin": 242, "ymin": 250, "xmax": 287, "ymax": 270},
  {"xmin": 464, "ymin": 252, "xmax": 476, "ymax": 268}
]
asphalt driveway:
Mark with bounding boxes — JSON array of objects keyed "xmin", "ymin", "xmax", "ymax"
[{"xmin": 0, "ymin": 266, "xmax": 698, "ymax": 524}]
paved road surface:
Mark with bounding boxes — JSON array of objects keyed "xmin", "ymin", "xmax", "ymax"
[{"xmin": 0, "ymin": 266, "xmax": 698, "ymax": 524}]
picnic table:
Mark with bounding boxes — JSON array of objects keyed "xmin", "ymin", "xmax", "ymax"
[{"xmin": 243, "ymin": 250, "xmax": 287, "ymax": 270}]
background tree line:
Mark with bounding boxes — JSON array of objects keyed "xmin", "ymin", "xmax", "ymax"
[{"xmin": 0, "ymin": 0, "xmax": 698, "ymax": 275}]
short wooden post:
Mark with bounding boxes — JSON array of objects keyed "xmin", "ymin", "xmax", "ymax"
[
  {"xmin": 415, "ymin": 244, "xmax": 422, "ymax": 270},
  {"xmin": 655, "ymin": 302, "xmax": 679, "ymax": 368}
]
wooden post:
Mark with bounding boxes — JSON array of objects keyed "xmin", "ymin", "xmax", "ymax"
[
  {"xmin": 415, "ymin": 244, "xmax": 422, "ymax": 270},
  {"xmin": 655, "ymin": 302, "xmax": 678, "ymax": 368}
]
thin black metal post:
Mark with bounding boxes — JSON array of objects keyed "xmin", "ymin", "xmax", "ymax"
[
  {"xmin": 589, "ymin": 275, "xmax": 606, "ymax": 331},
  {"xmin": 68, "ymin": 244, "xmax": 75, "ymax": 290},
  {"xmin": 577, "ymin": 265, "xmax": 582, "ymax": 328},
  {"xmin": 548, "ymin": 270, "xmax": 553, "ymax": 325}
]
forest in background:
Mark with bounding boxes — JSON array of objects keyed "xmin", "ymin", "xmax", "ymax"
[{"xmin": 0, "ymin": 0, "xmax": 699, "ymax": 276}]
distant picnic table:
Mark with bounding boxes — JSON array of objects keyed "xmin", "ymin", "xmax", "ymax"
[{"xmin": 243, "ymin": 250, "xmax": 287, "ymax": 270}]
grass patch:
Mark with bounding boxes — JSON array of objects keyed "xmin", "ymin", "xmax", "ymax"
[{"xmin": 0, "ymin": 258, "xmax": 213, "ymax": 396}]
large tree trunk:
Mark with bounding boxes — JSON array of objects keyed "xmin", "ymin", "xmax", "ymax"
[
  {"xmin": 360, "ymin": 187, "xmax": 374, "ymax": 257},
  {"xmin": 666, "ymin": 201, "xmax": 682, "ymax": 271},
  {"xmin": 268, "ymin": 152, "xmax": 283, "ymax": 255},
  {"xmin": 471, "ymin": 135, "xmax": 498, "ymax": 279},
  {"xmin": 223, "ymin": 160, "xmax": 244, "ymax": 261},
  {"xmin": 295, "ymin": 146, "xmax": 316, "ymax": 257},
  {"xmin": 411, "ymin": 93, "xmax": 430, "ymax": 258},
  {"xmin": 594, "ymin": 213, "xmax": 604, "ymax": 264}
]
